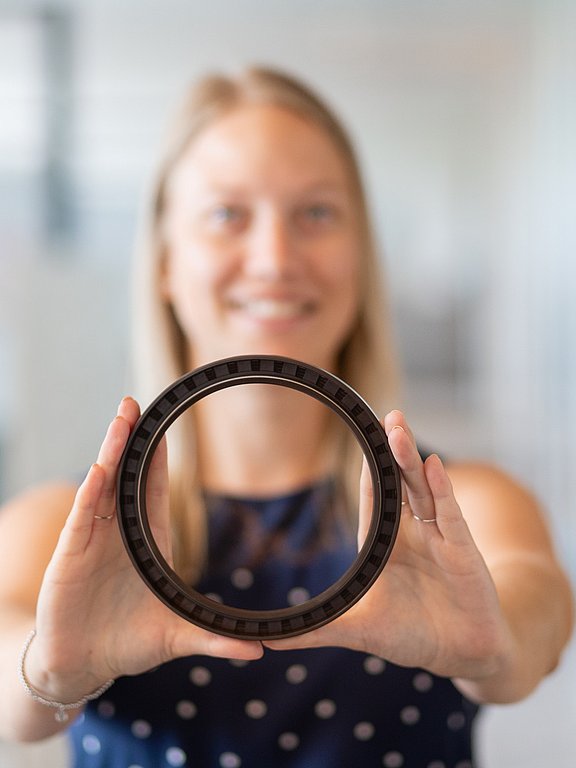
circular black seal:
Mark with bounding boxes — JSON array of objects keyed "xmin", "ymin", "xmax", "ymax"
[{"xmin": 117, "ymin": 355, "xmax": 401, "ymax": 640}]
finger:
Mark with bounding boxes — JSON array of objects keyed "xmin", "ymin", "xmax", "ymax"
[
  {"xmin": 264, "ymin": 621, "xmax": 339, "ymax": 653},
  {"xmin": 383, "ymin": 409, "xmax": 417, "ymax": 446},
  {"xmin": 62, "ymin": 401, "xmax": 141, "ymax": 549},
  {"xmin": 95, "ymin": 400, "xmax": 140, "ymax": 515},
  {"xmin": 423, "ymin": 454, "xmax": 471, "ymax": 543},
  {"xmin": 57, "ymin": 463, "xmax": 106, "ymax": 555},
  {"xmin": 117, "ymin": 395, "xmax": 141, "ymax": 426},
  {"xmin": 191, "ymin": 632, "xmax": 264, "ymax": 662},
  {"xmin": 166, "ymin": 616, "xmax": 264, "ymax": 661},
  {"xmin": 385, "ymin": 412, "xmax": 436, "ymax": 522}
]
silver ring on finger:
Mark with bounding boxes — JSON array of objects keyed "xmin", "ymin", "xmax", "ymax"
[
  {"xmin": 402, "ymin": 501, "xmax": 437, "ymax": 524},
  {"xmin": 411, "ymin": 511, "xmax": 437, "ymax": 524}
]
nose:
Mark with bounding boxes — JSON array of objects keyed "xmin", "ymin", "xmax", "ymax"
[{"xmin": 244, "ymin": 210, "xmax": 296, "ymax": 279}]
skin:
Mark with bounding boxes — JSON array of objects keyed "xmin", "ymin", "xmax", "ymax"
[
  {"xmin": 0, "ymin": 104, "xmax": 572, "ymax": 743},
  {"xmin": 161, "ymin": 104, "xmax": 361, "ymax": 370}
]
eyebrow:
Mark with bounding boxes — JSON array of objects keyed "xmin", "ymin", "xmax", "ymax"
[{"xmin": 196, "ymin": 179, "xmax": 350, "ymax": 198}]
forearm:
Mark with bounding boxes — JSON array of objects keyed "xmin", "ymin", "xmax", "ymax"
[{"xmin": 454, "ymin": 556, "xmax": 574, "ymax": 704}]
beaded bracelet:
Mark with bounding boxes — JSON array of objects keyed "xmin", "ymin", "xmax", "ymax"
[{"xmin": 18, "ymin": 630, "xmax": 115, "ymax": 723}]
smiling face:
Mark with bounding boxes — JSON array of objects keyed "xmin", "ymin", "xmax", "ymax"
[{"xmin": 160, "ymin": 104, "xmax": 362, "ymax": 371}]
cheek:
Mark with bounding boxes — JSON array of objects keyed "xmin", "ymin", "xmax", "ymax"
[
  {"xmin": 324, "ymin": 242, "xmax": 361, "ymax": 303},
  {"xmin": 161, "ymin": 251, "xmax": 209, "ymax": 339},
  {"xmin": 164, "ymin": 243, "xmax": 228, "ymax": 299},
  {"xmin": 313, "ymin": 245, "xmax": 361, "ymax": 354}
]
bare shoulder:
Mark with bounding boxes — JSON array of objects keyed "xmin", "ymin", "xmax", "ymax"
[
  {"xmin": 445, "ymin": 460, "xmax": 557, "ymax": 562},
  {"xmin": 0, "ymin": 482, "xmax": 78, "ymax": 606},
  {"xmin": 445, "ymin": 460, "xmax": 540, "ymax": 512},
  {"xmin": 0, "ymin": 481, "xmax": 78, "ymax": 530}
]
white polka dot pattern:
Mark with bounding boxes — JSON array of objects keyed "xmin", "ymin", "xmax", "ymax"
[
  {"xmin": 413, "ymin": 672, "xmax": 434, "ymax": 692},
  {"xmin": 353, "ymin": 721, "xmax": 375, "ymax": 741},
  {"xmin": 231, "ymin": 568, "xmax": 254, "ymax": 589},
  {"xmin": 447, "ymin": 711, "xmax": 467, "ymax": 731},
  {"xmin": 75, "ymin": 647, "xmax": 477, "ymax": 767},
  {"xmin": 82, "ymin": 735, "xmax": 101, "ymax": 755},
  {"xmin": 245, "ymin": 699, "xmax": 268, "ymax": 719},
  {"xmin": 400, "ymin": 705, "xmax": 421, "ymax": 725},
  {"xmin": 131, "ymin": 720, "xmax": 152, "ymax": 739},
  {"xmin": 97, "ymin": 700, "xmax": 115, "ymax": 719},
  {"xmin": 314, "ymin": 698, "xmax": 337, "ymax": 719},
  {"xmin": 165, "ymin": 746, "xmax": 187, "ymax": 766},
  {"xmin": 219, "ymin": 752, "xmax": 242, "ymax": 767},
  {"xmin": 176, "ymin": 700, "xmax": 197, "ymax": 719},
  {"xmin": 278, "ymin": 732, "xmax": 300, "ymax": 751},
  {"xmin": 364, "ymin": 655, "xmax": 386, "ymax": 675},
  {"xmin": 285, "ymin": 664, "xmax": 308, "ymax": 684},
  {"xmin": 189, "ymin": 666, "xmax": 212, "ymax": 686},
  {"xmin": 383, "ymin": 751, "xmax": 405, "ymax": 767},
  {"xmin": 287, "ymin": 586, "xmax": 310, "ymax": 605},
  {"xmin": 74, "ymin": 632, "xmax": 477, "ymax": 767}
]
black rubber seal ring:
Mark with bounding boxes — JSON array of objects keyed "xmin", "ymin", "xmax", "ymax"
[{"xmin": 117, "ymin": 355, "xmax": 401, "ymax": 640}]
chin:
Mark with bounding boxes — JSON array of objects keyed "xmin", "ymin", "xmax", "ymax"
[
  {"xmin": 193, "ymin": 335, "xmax": 340, "ymax": 372},
  {"xmin": 247, "ymin": 344, "xmax": 338, "ymax": 372}
]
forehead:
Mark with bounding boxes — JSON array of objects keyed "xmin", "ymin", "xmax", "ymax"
[{"xmin": 167, "ymin": 104, "xmax": 352, "ymax": 196}]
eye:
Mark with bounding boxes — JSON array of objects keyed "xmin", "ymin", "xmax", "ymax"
[
  {"xmin": 304, "ymin": 203, "xmax": 336, "ymax": 222},
  {"xmin": 208, "ymin": 204, "xmax": 247, "ymax": 228},
  {"xmin": 213, "ymin": 204, "xmax": 239, "ymax": 221},
  {"xmin": 297, "ymin": 202, "xmax": 340, "ymax": 231}
]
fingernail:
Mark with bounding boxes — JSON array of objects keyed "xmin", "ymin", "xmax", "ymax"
[
  {"xmin": 117, "ymin": 396, "xmax": 130, "ymax": 414},
  {"xmin": 390, "ymin": 425, "xmax": 405, "ymax": 434}
]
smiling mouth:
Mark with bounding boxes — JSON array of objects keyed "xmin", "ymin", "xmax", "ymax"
[{"xmin": 228, "ymin": 298, "xmax": 314, "ymax": 320}]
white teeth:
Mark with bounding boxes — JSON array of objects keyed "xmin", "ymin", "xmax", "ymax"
[{"xmin": 234, "ymin": 299, "xmax": 307, "ymax": 319}]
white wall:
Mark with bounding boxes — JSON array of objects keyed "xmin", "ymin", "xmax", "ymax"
[{"xmin": 0, "ymin": 1, "xmax": 574, "ymax": 766}]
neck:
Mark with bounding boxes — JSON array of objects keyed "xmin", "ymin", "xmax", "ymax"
[{"xmin": 194, "ymin": 382, "xmax": 334, "ymax": 497}]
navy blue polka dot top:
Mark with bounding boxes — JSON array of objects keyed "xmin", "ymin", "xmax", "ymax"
[{"xmin": 69, "ymin": 480, "xmax": 480, "ymax": 768}]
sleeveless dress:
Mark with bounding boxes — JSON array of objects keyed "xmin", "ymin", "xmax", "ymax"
[{"xmin": 68, "ymin": 480, "xmax": 480, "ymax": 768}]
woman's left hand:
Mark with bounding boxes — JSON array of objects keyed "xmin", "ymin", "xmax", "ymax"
[{"xmin": 265, "ymin": 410, "xmax": 514, "ymax": 684}]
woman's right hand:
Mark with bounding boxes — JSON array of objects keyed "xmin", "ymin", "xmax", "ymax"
[{"xmin": 25, "ymin": 397, "xmax": 263, "ymax": 706}]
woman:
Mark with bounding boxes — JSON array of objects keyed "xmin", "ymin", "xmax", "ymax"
[{"xmin": 0, "ymin": 67, "xmax": 572, "ymax": 767}]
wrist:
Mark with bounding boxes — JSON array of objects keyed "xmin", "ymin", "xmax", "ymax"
[
  {"xmin": 19, "ymin": 630, "xmax": 115, "ymax": 722},
  {"xmin": 452, "ymin": 629, "xmax": 520, "ymax": 704}
]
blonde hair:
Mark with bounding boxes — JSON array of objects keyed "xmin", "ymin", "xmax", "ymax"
[{"xmin": 131, "ymin": 66, "xmax": 400, "ymax": 582}]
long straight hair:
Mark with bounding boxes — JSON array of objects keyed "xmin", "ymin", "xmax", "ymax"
[{"xmin": 131, "ymin": 67, "xmax": 400, "ymax": 582}]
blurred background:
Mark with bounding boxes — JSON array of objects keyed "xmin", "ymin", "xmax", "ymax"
[{"xmin": 0, "ymin": 0, "xmax": 574, "ymax": 765}]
